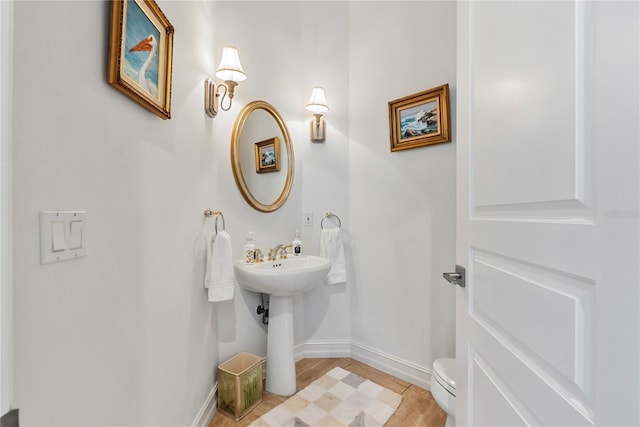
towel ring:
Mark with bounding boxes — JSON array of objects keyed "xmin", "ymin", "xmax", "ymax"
[
  {"xmin": 203, "ymin": 209, "xmax": 225, "ymax": 233},
  {"xmin": 321, "ymin": 212, "xmax": 341, "ymax": 229}
]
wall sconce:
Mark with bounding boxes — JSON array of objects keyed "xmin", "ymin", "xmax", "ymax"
[
  {"xmin": 204, "ymin": 46, "xmax": 246, "ymax": 118},
  {"xmin": 305, "ymin": 87, "xmax": 329, "ymax": 142}
]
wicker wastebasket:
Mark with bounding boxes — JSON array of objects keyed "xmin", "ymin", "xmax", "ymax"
[{"xmin": 217, "ymin": 352, "xmax": 263, "ymax": 420}]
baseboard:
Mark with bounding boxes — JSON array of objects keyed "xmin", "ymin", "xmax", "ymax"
[
  {"xmin": 294, "ymin": 342, "xmax": 305, "ymax": 362},
  {"xmin": 295, "ymin": 340, "xmax": 432, "ymax": 391},
  {"xmin": 191, "ymin": 382, "xmax": 217, "ymax": 427},
  {"xmin": 350, "ymin": 341, "xmax": 432, "ymax": 391},
  {"xmin": 295, "ymin": 340, "xmax": 352, "ymax": 360}
]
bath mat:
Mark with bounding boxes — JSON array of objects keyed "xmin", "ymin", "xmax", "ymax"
[{"xmin": 249, "ymin": 366, "xmax": 402, "ymax": 427}]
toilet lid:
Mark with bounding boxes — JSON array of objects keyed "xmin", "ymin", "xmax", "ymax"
[{"xmin": 433, "ymin": 358, "xmax": 456, "ymax": 395}]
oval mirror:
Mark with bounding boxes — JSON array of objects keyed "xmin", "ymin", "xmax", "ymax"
[{"xmin": 231, "ymin": 100, "xmax": 295, "ymax": 212}]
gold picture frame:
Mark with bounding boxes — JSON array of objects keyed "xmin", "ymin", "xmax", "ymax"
[
  {"xmin": 108, "ymin": 0, "xmax": 174, "ymax": 119},
  {"xmin": 254, "ymin": 137, "xmax": 281, "ymax": 174},
  {"xmin": 388, "ymin": 84, "xmax": 451, "ymax": 152}
]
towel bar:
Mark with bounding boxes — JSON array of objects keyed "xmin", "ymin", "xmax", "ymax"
[
  {"xmin": 203, "ymin": 209, "xmax": 225, "ymax": 233},
  {"xmin": 321, "ymin": 212, "xmax": 341, "ymax": 229}
]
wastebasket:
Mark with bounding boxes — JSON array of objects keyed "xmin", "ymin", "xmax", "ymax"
[{"xmin": 217, "ymin": 352, "xmax": 263, "ymax": 420}]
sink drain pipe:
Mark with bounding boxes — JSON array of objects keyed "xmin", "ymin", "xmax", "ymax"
[{"xmin": 257, "ymin": 293, "xmax": 269, "ymax": 325}]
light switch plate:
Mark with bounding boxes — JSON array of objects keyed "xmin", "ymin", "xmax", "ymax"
[{"xmin": 40, "ymin": 211, "xmax": 87, "ymax": 264}]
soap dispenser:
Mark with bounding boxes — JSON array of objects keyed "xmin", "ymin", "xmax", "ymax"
[
  {"xmin": 292, "ymin": 229, "xmax": 302, "ymax": 256},
  {"xmin": 243, "ymin": 232, "xmax": 256, "ymax": 264}
]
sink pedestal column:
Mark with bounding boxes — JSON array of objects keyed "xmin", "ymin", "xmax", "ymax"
[{"xmin": 265, "ymin": 295, "xmax": 296, "ymax": 396}]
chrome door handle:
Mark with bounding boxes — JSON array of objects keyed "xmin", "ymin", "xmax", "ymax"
[{"xmin": 443, "ymin": 265, "xmax": 466, "ymax": 288}]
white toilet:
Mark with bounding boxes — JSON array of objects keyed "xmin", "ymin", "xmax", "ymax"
[{"xmin": 431, "ymin": 358, "xmax": 456, "ymax": 427}]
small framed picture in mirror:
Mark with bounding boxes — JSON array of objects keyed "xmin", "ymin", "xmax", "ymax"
[{"xmin": 255, "ymin": 137, "xmax": 281, "ymax": 173}]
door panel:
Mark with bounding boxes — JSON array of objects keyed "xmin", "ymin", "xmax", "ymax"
[
  {"xmin": 470, "ymin": 332, "xmax": 592, "ymax": 425},
  {"xmin": 457, "ymin": 1, "xmax": 639, "ymax": 426},
  {"xmin": 472, "ymin": 1, "xmax": 584, "ymax": 208},
  {"xmin": 471, "ymin": 354, "xmax": 529, "ymax": 426},
  {"xmin": 472, "ymin": 250, "xmax": 594, "ymax": 393}
]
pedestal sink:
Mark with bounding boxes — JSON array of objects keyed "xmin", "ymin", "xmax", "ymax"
[{"xmin": 234, "ymin": 255, "xmax": 330, "ymax": 396}]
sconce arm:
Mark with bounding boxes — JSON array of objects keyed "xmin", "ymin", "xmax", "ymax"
[
  {"xmin": 204, "ymin": 79, "xmax": 240, "ymax": 118},
  {"xmin": 219, "ymin": 81, "xmax": 238, "ymax": 112}
]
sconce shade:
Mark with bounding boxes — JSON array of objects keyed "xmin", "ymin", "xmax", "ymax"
[
  {"xmin": 215, "ymin": 46, "xmax": 246, "ymax": 82},
  {"xmin": 305, "ymin": 87, "xmax": 329, "ymax": 114}
]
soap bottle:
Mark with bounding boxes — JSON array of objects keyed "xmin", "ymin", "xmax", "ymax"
[
  {"xmin": 243, "ymin": 232, "xmax": 256, "ymax": 264},
  {"xmin": 292, "ymin": 229, "xmax": 302, "ymax": 257}
]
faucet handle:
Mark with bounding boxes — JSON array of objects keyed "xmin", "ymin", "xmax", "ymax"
[
  {"xmin": 254, "ymin": 248, "xmax": 264, "ymax": 263},
  {"xmin": 278, "ymin": 244, "xmax": 292, "ymax": 259}
]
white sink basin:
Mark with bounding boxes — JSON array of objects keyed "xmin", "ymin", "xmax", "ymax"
[
  {"xmin": 234, "ymin": 255, "xmax": 331, "ymax": 296},
  {"xmin": 234, "ymin": 254, "xmax": 331, "ymax": 396}
]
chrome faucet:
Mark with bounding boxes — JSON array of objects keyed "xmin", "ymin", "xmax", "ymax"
[{"xmin": 268, "ymin": 244, "xmax": 291, "ymax": 261}]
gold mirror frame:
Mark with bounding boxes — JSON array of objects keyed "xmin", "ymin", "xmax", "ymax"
[{"xmin": 231, "ymin": 100, "xmax": 295, "ymax": 212}]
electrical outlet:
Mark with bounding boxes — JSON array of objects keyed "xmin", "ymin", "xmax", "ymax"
[{"xmin": 303, "ymin": 211, "xmax": 313, "ymax": 227}]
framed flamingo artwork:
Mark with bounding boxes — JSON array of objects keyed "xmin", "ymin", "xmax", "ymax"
[{"xmin": 108, "ymin": 0, "xmax": 174, "ymax": 119}]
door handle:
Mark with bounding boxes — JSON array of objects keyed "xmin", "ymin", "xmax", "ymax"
[{"xmin": 443, "ymin": 265, "xmax": 466, "ymax": 288}]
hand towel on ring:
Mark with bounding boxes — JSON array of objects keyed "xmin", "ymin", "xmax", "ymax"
[
  {"xmin": 204, "ymin": 230, "xmax": 235, "ymax": 302},
  {"xmin": 320, "ymin": 227, "xmax": 346, "ymax": 284}
]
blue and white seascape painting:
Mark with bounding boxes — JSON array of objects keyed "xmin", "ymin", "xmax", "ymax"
[
  {"xmin": 399, "ymin": 101, "xmax": 438, "ymax": 141},
  {"xmin": 261, "ymin": 146, "xmax": 276, "ymax": 167},
  {"xmin": 123, "ymin": 0, "xmax": 161, "ymax": 98}
]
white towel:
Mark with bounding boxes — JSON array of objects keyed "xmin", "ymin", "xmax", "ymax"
[
  {"xmin": 320, "ymin": 228, "xmax": 346, "ymax": 284},
  {"xmin": 204, "ymin": 230, "xmax": 235, "ymax": 302}
]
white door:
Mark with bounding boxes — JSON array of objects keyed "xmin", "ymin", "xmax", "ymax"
[{"xmin": 456, "ymin": 1, "xmax": 639, "ymax": 425}]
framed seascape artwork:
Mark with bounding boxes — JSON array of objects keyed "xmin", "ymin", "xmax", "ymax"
[
  {"xmin": 388, "ymin": 84, "xmax": 451, "ymax": 152},
  {"xmin": 108, "ymin": 0, "xmax": 174, "ymax": 119},
  {"xmin": 255, "ymin": 137, "xmax": 281, "ymax": 174}
]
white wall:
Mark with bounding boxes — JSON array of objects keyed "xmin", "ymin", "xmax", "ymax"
[
  {"xmin": 211, "ymin": 1, "xmax": 352, "ymax": 355},
  {"xmin": 216, "ymin": 0, "xmax": 457, "ymax": 378},
  {"xmin": 12, "ymin": 1, "xmax": 222, "ymax": 425},
  {"xmin": 348, "ymin": 1, "xmax": 457, "ymax": 371},
  {"xmin": 296, "ymin": 2, "xmax": 351, "ymax": 351}
]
